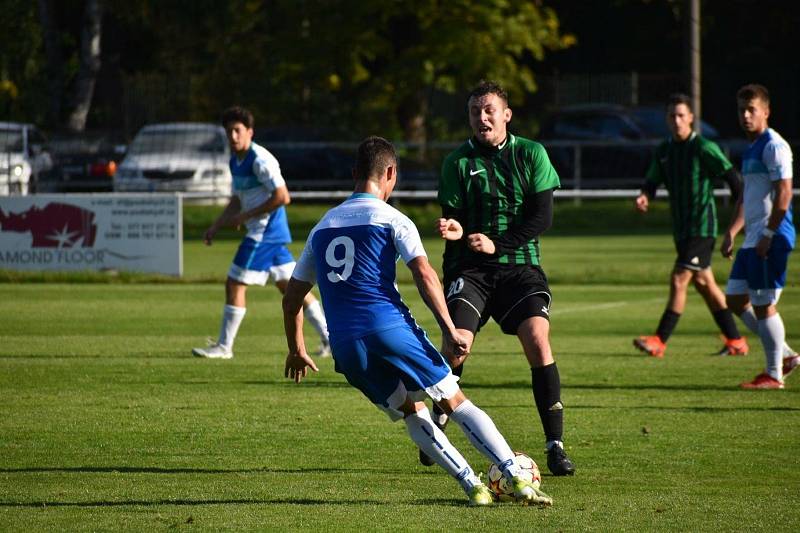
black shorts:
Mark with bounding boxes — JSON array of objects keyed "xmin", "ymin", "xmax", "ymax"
[
  {"xmin": 674, "ymin": 237, "xmax": 715, "ymax": 271},
  {"xmin": 443, "ymin": 264, "xmax": 552, "ymax": 335}
]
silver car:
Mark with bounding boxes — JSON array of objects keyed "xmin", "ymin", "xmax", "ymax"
[
  {"xmin": 0, "ymin": 122, "xmax": 53, "ymax": 195},
  {"xmin": 113, "ymin": 123, "xmax": 231, "ymax": 200}
]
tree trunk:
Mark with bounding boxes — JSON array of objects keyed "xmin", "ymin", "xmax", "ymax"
[
  {"xmin": 37, "ymin": 0, "xmax": 63, "ymax": 128},
  {"xmin": 396, "ymin": 89, "xmax": 428, "ymax": 159},
  {"xmin": 66, "ymin": 0, "xmax": 102, "ymax": 132}
]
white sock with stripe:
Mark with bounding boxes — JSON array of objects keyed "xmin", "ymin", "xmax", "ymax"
[
  {"xmin": 304, "ymin": 299, "xmax": 329, "ymax": 343},
  {"xmin": 404, "ymin": 407, "xmax": 480, "ymax": 493},
  {"xmin": 758, "ymin": 313, "xmax": 786, "ymax": 380},
  {"xmin": 218, "ymin": 304, "xmax": 246, "ymax": 350},
  {"xmin": 449, "ymin": 400, "xmax": 520, "ymax": 480}
]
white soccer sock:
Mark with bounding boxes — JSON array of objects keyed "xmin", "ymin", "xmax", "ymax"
[
  {"xmin": 758, "ymin": 314, "xmax": 786, "ymax": 381},
  {"xmin": 741, "ymin": 307, "xmax": 795, "ymax": 358},
  {"xmin": 218, "ymin": 304, "xmax": 246, "ymax": 350},
  {"xmin": 404, "ymin": 408, "xmax": 480, "ymax": 493},
  {"xmin": 303, "ymin": 300, "xmax": 329, "ymax": 343},
  {"xmin": 449, "ymin": 400, "xmax": 519, "ymax": 480}
]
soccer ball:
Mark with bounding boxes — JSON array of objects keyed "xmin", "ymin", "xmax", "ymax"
[{"xmin": 487, "ymin": 452, "xmax": 541, "ymax": 500}]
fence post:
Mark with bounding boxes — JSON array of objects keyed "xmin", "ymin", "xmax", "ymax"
[{"xmin": 573, "ymin": 144, "xmax": 582, "ymax": 206}]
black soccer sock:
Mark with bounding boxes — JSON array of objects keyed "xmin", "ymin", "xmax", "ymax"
[
  {"xmin": 655, "ymin": 310, "xmax": 681, "ymax": 343},
  {"xmin": 531, "ymin": 363, "xmax": 563, "ymax": 443},
  {"xmin": 712, "ymin": 309, "xmax": 741, "ymax": 339}
]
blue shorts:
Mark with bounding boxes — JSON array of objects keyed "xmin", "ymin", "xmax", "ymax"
[
  {"xmin": 332, "ymin": 322, "xmax": 459, "ymax": 421},
  {"xmin": 228, "ymin": 238, "xmax": 295, "ymax": 286},
  {"xmin": 726, "ymin": 235, "xmax": 792, "ymax": 305}
]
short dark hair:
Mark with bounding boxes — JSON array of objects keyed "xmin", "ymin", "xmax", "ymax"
[
  {"xmin": 221, "ymin": 106, "xmax": 254, "ymax": 129},
  {"xmin": 354, "ymin": 136, "xmax": 397, "ymax": 182},
  {"xmin": 666, "ymin": 93, "xmax": 693, "ymax": 112},
  {"xmin": 737, "ymin": 84, "xmax": 770, "ymax": 106},
  {"xmin": 468, "ymin": 80, "xmax": 509, "ymax": 106}
]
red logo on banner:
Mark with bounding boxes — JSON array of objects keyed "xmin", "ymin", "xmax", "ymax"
[{"xmin": 0, "ymin": 202, "xmax": 97, "ymax": 247}]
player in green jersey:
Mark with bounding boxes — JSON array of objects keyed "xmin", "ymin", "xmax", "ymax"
[
  {"xmin": 421, "ymin": 80, "xmax": 575, "ymax": 476},
  {"xmin": 633, "ymin": 93, "xmax": 747, "ymax": 358}
]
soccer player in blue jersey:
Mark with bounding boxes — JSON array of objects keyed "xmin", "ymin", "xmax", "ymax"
[
  {"xmin": 722, "ymin": 84, "xmax": 797, "ymax": 389},
  {"xmin": 192, "ymin": 106, "xmax": 329, "ymax": 359},
  {"xmin": 282, "ymin": 136, "xmax": 551, "ymax": 506}
]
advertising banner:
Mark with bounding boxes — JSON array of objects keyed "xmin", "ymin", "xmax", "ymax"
[{"xmin": 0, "ymin": 194, "xmax": 182, "ymax": 276}]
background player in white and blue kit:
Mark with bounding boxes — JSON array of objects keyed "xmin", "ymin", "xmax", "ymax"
[
  {"xmin": 282, "ymin": 136, "xmax": 551, "ymax": 506},
  {"xmin": 721, "ymin": 85, "xmax": 797, "ymax": 389},
  {"xmin": 192, "ymin": 106, "xmax": 329, "ymax": 359}
]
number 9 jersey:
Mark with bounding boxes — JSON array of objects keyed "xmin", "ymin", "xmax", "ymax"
[{"xmin": 291, "ymin": 193, "xmax": 428, "ymax": 346}]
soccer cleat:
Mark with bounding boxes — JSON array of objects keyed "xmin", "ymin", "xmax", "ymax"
[
  {"xmin": 547, "ymin": 444, "xmax": 576, "ymax": 476},
  {"xmin": 782, "ymin": 355, "xmax": 800, "ymax": 379},
  {"xmin": 467, "ymin": 484, "xmax": 495, "ymax": 506},
  {"xmin": 315, "ymin": 341, "xmax": 332, "ymax": 358},
  {"xmin": 717, "ymin": 336, "xmax": 749, "ymax": 356},
  {"xmin": 633, "ymin": 335, "xmax": 666, "ymax": 358},
  {"xmin": 191, "ymin": 342, "xmax": 233, "ymax": 359},
  {"xmin": 510, "ymin": 477, "xmax": 553, "ymax": 506},
  {"xmin": 419, "ymin": 405, "xmax": 449, "ymax": 467},
  {"xmin": 740, "ymin": 372, "xmax": 784, "ymax": 390}
]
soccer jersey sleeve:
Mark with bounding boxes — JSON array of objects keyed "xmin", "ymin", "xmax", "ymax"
[
  {"xmin": 291, "ymin": 233, "xmax": 317, "ymax": 284},
  {"xmin": 391, "ymin": 214, "xmax": 427, "ymax": 264},
  {"xmin": 437, "ymin": 154, "xmax": 464, "ymax": 209},
  {"xmin": 253, "ymin": 151, "xmax": 287, "ymax": 191},
  {"xmin": 763, "ymin": 141, "xmax": 793, "ymax": 180},
  {"xmin": 699, "ymin": 139, "xmax": 733, "ymax": 178},
  {"xmin": 644, "ymin": 145, "xmax": 664, "ymax": 185},
  {"xmin": 529, "ymin": 143, "xmax": 560, "ymax": 193}
]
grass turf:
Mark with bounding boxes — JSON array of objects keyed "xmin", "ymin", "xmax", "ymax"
[{"xmin": 1, "ymin": 201, "xmax": 799, "ymax": 530}]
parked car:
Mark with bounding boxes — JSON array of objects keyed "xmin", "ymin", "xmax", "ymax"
[
  {"xmin": 538, "ymin": 104, "xmax": 728, "ymax": 188},
  {"xmin": 113, "ymin": 123, "xmax": 231, "ymax": 198},
  {"xmin": 0, "ymin": 122, "xmax": 53, "ymax": 195},
  {"xmin": 37, "ymin": 130, "xmax": 127, "ymax": 192}
]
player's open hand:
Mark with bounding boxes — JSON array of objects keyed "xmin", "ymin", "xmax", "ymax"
[
  {"xmin": 436, "ymin": 218, "xmax": 464, "ymax": 241},
  {"xmin": 467, "ymin": 233, "xmax": 496, "ymax": 255},
  {"xmin": 634, "ymin": 194, "xmax": 649, "ymax": 213},
  {"xmin": 284, "ymin": 350, "xmax": 319, "ymax": 383}
]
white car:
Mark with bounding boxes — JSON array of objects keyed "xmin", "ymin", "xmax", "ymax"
[
  {"xmin": 0, "ymin": 122, "xmax": 53, "ymax": 195},
  {"xmin": 113, "ymin": 123, "xmax": 231, "ymax": 200}
]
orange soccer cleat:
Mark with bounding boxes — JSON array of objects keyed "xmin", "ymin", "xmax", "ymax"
[
  {"xmin": 633, "ymin": 335, "xmax": 666, "ymax": 358},
  {"xmin": 740, "ymin": 372, "xmax": 784, "ymax": 390},
  {"xmin": 718, "ymin": 336, "xmax": 749, "ymax": 356}
]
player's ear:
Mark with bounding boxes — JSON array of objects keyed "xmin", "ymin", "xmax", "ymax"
[
  {"xmin": 504, "ymin": 107, "xmax": 512, "ymax": 123},
  {"xmin": 385, "ymin": 164, "xmax": 396, "ymax": 182}
]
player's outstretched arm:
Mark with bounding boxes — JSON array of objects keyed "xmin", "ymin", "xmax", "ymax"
[
  {"xmin": 204, "ymin": 196, "xmax": 241, "ymax": 245},
  {"xmin": 282, "ymin": 277, "xmax": 318, "ymax": 383},
  {"xmin": 407, "ymin": 256, "xmax": 469, "ymax": 362}
]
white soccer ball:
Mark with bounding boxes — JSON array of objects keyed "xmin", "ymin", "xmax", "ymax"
[{"xmin": 487, "ymin": 452, "xmax": 541, "ymax": 500}]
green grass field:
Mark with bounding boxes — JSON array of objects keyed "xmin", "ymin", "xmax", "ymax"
[{"xmin": 1, "ymin": 202, "xmax": 799, "ymax": 531}]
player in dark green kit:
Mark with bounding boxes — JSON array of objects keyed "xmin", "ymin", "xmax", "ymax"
[
  {"xmin": 633, "ymin": 93, "xmax": 747, "ymax": 358},
  {"xmin": 421, "ymin": 80, "xmax": 575, "ymax": 476}
]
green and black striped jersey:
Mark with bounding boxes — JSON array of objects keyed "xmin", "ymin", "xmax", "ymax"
[
  {"xmin": 438, "ymin": 133, "xmax": 560, "ymax": 273},
  {"xmin": 645, "ymin": 133, "xmax": 732, "ymax": 241}
]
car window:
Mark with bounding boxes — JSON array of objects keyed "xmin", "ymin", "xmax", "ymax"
[
  {"xmin": 0, "ymin": 130, "xmax": 24, "ymax": 152},
  {"xmin": 28, "ymin": 128, "xmax": 47, "ymax": 146},
  {"xmin": 129, "ymin": 129, "xmax": 226, "ymax": 155},
  {"xmin": 589, "ymin": 115, "xmax": 638, "ymax": 139}
]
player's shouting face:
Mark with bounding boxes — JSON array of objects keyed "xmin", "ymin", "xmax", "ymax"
[
  {"xmin": 468, "ymin": 92, "xmax": 512, "ymax": 148},
  {"xmin": 225, "ymin": 121, "xmax": 254, "ymax": 156}
]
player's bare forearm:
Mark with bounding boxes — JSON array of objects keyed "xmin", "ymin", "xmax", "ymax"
[
  {"xmin": 409, "ymin": 258, "xmax": 452, "ymax": 330},
  {"xmin": 767, "ymin": 179, "xmax": 793, "ymax": 231},
  {"xmin": 721, "ymin": 197, "xmax": 745, "ymax": 259},
  {"xmin": 204, "ymin": 197, "xmax": 241, "ymax": 244},
  {"xmin": 236, "ymin": 186, "xmax": 290, "ymax": 225},
  {"xmin": 282, "ymin": 278, "xmax": 318, "ymax": 383}
]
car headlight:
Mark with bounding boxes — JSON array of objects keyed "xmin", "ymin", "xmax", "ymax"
[{"xmin": 12, "ymin": 164, "xmax": 23, "ymax": 177}]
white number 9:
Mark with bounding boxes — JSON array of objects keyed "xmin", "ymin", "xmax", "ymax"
[{"xmin": 325, "ymin": 236, "xmax": 355, "ymax": 283}]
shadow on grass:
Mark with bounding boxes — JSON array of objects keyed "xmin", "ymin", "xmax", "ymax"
[
  {"xmin": 0, "ymin": 465, "xmax": 412, "ymax": 475},
  {"xmin": 0, "ymin": 497, "xmax": 383, "ymax": 508}
]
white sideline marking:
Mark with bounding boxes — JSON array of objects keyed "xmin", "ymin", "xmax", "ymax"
[{"xmin": 551, "ymin": 297, "xmax": 663, "ymax": 316}]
